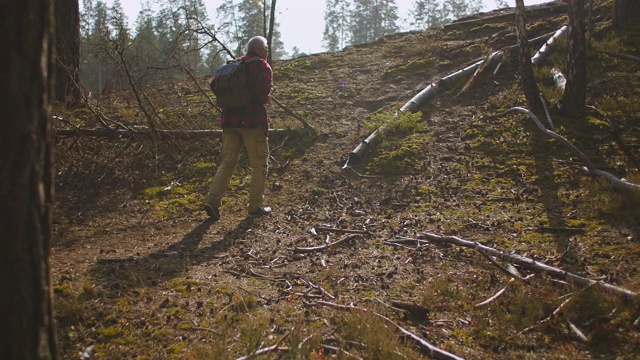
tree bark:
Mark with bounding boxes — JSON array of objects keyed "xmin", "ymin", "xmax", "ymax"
[
  {"xmin": 0, "ymin": 0, "xmax": 57, "ymax": 358},
  {"xmin": 267, "ymin": 0, "xmax": 276, "ymax": 64},
  {"xmin": 562, "ymin": 0, "xmax": 587, "ymax": 119},
  {"xmin": 54, "ymin": 0, "xmax": 81, "ymax": 107},
  {"xmin": 515, "ymin": 0, "xmax": 543, "ymax": 112},
  {"xmin": 613, "ymin": 0, "xmax": 640, "ymax": 28}
]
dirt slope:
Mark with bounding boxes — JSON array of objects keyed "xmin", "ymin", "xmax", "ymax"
[{"xmin": 52, "ymin": 1, "xmax": 640, "ymax": 359}]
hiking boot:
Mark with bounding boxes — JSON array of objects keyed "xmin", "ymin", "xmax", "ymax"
[
  {"xmin": 204, "ymin": 203, "xmax": 220, "ymax": 221},
  {"xmin": 248, "ymin": 205, "xmax": 272, "ymax": 217}
]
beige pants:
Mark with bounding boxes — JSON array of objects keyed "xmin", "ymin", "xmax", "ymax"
[{"xmin": 206, "ymin": 127, "xmax": 269, "ymax": 212}]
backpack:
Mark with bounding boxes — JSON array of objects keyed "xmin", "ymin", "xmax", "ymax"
[{"xmin": 210, "ymin": 57, "xmax": 260, "ymax": 109}]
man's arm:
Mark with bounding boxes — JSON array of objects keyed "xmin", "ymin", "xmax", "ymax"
[{"xmin": 254, "ymin": 60, "xmax": 273, "ymax": 105}]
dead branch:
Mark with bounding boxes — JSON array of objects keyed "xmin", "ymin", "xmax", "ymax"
[
  {"xmin": 321, "ymin": 344, "xmax": 363, "ymax": 360},
  {"xmin": 522, "ymin": 296, "xmax": 574, "ymax": 333},
  {"xmin": 522, "ymin": 282, "xmax": 598, "ymax": 334},
  {"xmin": 311, "ymin": 300, "xmax": 465, "ymax": 360},
  {"xmin": 539, "ymin": 93, "xmax": 556, "ymax": 130},
  {"xmin": 597, "ymin": 50, "xmax": 640, "ymax": 63},
  {"xmin": 188, "ymin": 326, "xmax": 219, "ymax": 334},
  {"xmin": 489, "ymin": 107, "xmax": 640, "ymax": 192},
  {"xmin": 568, "ymin": 321, "xmax": 589, "ymax": 342},
  {"xmin": 420, "ymin": 231, "xmax": 638, "ymax": 299},
  {"xmin": 458, "ymin": 51, "xmax": 497, "ymax": 96},
  {"xmin": 314, "ymin": 227, "xmax": 372, "ymax": 235},
  {"xmin": 386, "ymin": 237, "xmax": 431, "ymax": 247},
  {"xmin": 55, "ymin": 128, "xmax": 292, "ymax": 139},
  {"xmin": 236, "ymin": 332, "xmax": 290, "ymax": 360},
  {"xmin": 296, "ymin": 276, "xmax": 335, "ymax": 299},
  {"xmin": 475, "ymin": 279, "xmax": 513, "ymax": 308},
  {"xmin": 292, "ymin": 234, "xmax": 360, "ymax": 254},
  {"xmin": 271, "ymin": 97, "xmax": 315, "ymax": 130},
  {"xmin": 477, "ymin": 249, "xmax": 522, "ymax": 279}
]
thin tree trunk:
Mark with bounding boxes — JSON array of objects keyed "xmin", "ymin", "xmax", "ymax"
[
  {"xmin": 563, "ymin": 0, "xmax": 587, "ymax": 118},
  {"xmin": 515, "ymin": 0, "xmax": 543, "ymax": 112},
  {"xmin": 54, "ymin": 0, "xmax": 81, "ymax": 108},
  {"xmin": 613, "ymin": 0, "xmax": 640, "ymax": 28},
  {"xmin": 267, "ymin": 0, "xmax": 276, "ymax": 64},
  {"xmin": 0, "ymin": 0, "xmax": 57, "ymax": 358}
]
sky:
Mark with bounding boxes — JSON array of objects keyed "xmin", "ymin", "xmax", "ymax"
[{"xmin": 102, "ymin": 0, "xmax": 552, "ymax": 56}]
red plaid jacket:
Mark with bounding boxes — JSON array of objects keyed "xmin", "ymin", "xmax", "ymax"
[{"xmin": 212, "ymin": 52, "xmax": 272, "ymax": 136}]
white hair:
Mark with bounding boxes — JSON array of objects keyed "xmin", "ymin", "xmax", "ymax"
[{"xmin": 247, "ymin": 36, "xmax": 268, "ymax": 53}]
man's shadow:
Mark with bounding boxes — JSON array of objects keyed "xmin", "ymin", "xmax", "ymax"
[{"xmin": 89, "ymin": 216, "xmax": 256, "ymax": 297}]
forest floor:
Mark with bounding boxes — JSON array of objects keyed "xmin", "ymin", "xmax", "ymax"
[{"xmin": 51, "ymin": 1, "xmax": 640, "ymax": 359}]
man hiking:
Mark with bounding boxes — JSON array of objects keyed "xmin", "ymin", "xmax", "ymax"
[{"xmin": 204, "ymin": 35, "xmax": 273, "ymax": 220}]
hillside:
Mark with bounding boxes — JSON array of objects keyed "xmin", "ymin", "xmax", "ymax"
[{"xmin": 52, "ymin": 1, "xmax": 640, "ymax": 359}]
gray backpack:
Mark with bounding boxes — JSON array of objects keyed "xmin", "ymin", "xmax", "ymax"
[{"xmin": 211, "ymin": 57, "xmax": 259, "ymax": 109}]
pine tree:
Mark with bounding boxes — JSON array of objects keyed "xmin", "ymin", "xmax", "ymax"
[
  {"xmin": 408, "ymin": 0, "xmax": 444, "ymax": 30},
  {"xmin": 323, "ymin": 0, "xmax": 351, "ymax": 52},
  {"xmin": 214, "ymin": 0, "xmax": 284, "ymax": 59},
  {"xmin": 442, "ymin": 0, "xmax": 483, "ymax": 23},
  {"xmin": 350, "ymin": 0, "xmax": 400, "ymax": 46},
  {"xmin": 80, "ymin": 0, "xmax": 116, "ymax": 96}
]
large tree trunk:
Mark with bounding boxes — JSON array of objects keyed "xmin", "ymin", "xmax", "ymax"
[
  {"xmin": 0, "ymin": 0, "xmax": 57, "ymax": 359},
  {"xmin": 613, "ymin": 0, "xmax": 640, "ymax": 27},
  {"xmin": 54, "ymin": 0, "xmax": 81, "ymax": 107},
  {"xmin": 515, "ymin": 0, "xmax": 542, "ymax": 112},
  {"xmin": 563, "ymin": 0, "xmax": 587, "ymax": 118}
]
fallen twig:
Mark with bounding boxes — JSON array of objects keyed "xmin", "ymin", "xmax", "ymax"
[
  {"xmin": 312, "ymin": 300, "xmax": 465, "ymax": 360},
  {"xmin": 477, "ymin": 249, "xmax": 522, "ymax": 279},
  {"xmin": 386, "ymin": 237, "xmax": 431, "ymax": 247},
  {"xmin": 568, "ymin": 321, "xmax": 589, "ymax": 342},
  {"xmin": 236, "ymin": 332, "xmax": 290, "ymax": 360},
  {"xmin": 321, "ymin": 344, "xmax": 364, "ymax": 360},
  {"xmin": 293, "ymin": 234, "xmax": 360, "ymax": 254},
  {"xmin": 522, "ymin": 296, "xmax": 573, "ymax": 333},
  {"xmin": 297, "ymin": 276, "xmax": 336, "ymax": 299},
  {"xmin": 188, "ymin": 326, "xmax": 219, "ymax": 334},
  {"xmin": 314, "ymin": 227, "xmax": 372, "ymax": 235}
]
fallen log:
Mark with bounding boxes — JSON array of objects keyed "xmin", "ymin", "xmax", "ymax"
[
  {"xmin": 531, "ymin": 25, "xmax": 569, "ymax": 66},
  {"xmin": 344, "ymin": 28, "xmax": 564, "ymax": 167},
  {"xmin": 55, "ymin": 128, "xmax": 292, "ymax": 139},
  {"xmin": 420, "ymin": 231, "xmax": 638, "ymax": 299},
  {"xmin": 401, "ymin": 28, "xmax": 564, "ymax": 114}
]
